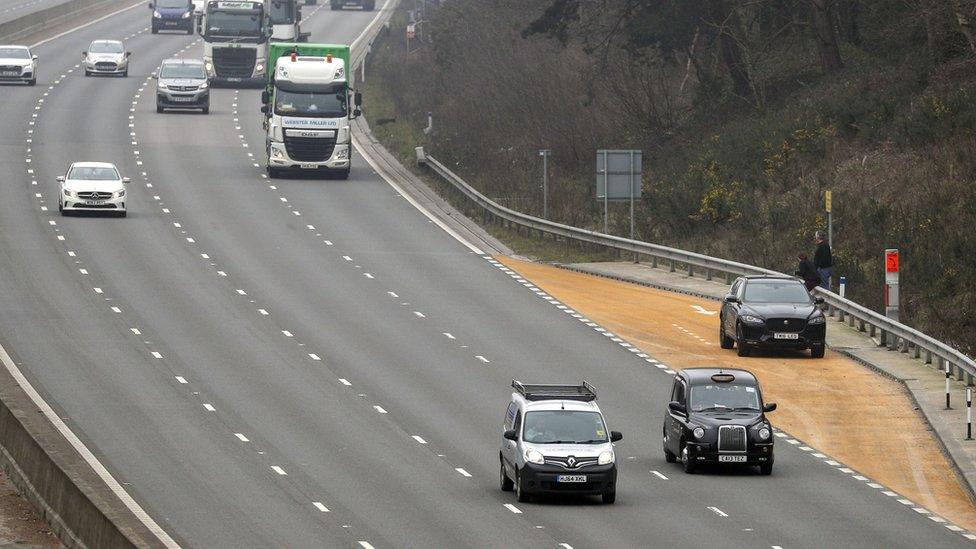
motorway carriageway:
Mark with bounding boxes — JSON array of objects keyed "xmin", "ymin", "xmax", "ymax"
[{"xmin": 0, "ymin": 0, "xmax": 973, "ymax": 546}]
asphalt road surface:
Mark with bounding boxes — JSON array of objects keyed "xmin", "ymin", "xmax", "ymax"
[{"xmin": 0, "ymin": 2, "xmax": 970, "ymax": 548}]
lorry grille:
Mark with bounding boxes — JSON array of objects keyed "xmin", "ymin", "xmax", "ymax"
[
  {"xmin": 766, "ymin": 318, "xmax": 805, "ymax": 332},
  {"xmin": 717, "ymin": 425, "xmax": 746, "ymax": 452},
  {"xmin": 213, "ymin": 48, "xmax": 256, "ymax": 78},
  {"xmin": 284, "ymin": 135, "xmax": 336, "ymax": 162}
]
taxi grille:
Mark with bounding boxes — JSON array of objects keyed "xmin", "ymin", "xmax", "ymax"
[
  {"xmin": 213, "ymin": 48, "xmax": 255, "ymax": 78},
  {"xmin": 284, "ymin": 135, "xmax": 336, "ymax": 162},
  {"xmin": 718, "ymin": 425, "xmax": 747, "ymax": 452},
  {"xmin": 766, "ymin": 318, "xmax": 806, "ymax": 332}
]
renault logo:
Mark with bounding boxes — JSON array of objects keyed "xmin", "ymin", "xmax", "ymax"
[{"xmin": 567, "ymin": 456, "xmax": 576, "ymax": 467}]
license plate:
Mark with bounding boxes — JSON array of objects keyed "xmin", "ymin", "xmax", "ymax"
[
  {"xmin": 774, "ymin": 332, "xmax": 799, "ymax": 340},
  {"xmin": 226, "ymin": 77, "xmax": 242, "ymax": 82},
  {"xmin": 557, "ymin": 475, "xmax": 587, "ymax": 483},
  {"xmin": 299, "ymin": 163, "xmax": 318, "ymax": 169},
  {"xmin": 84, "ymin": 200, "xmax": 104, "ymax": 205},
  {"xmin": 1, "ymin": 71, "xmax": 18, "ymax": 76},
  {"xmin": 718, "ymin": 455, "xmax": 747, "ymax": 462},
  {"xmin": 171, "ymin": 96, "xmax": 195, "ymax": 102}
]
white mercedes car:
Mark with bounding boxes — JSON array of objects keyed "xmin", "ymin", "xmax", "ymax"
[
  {"xmin": 83, "ymin": 40, "xmax": 129, "ymax": 77},
  {"xmin": 58, "ymin": 162, "xmax": 129, "ymax": 217},
  {"xmin": 0, "ymin": 45, "xmax": 37, "ymax": 85}
]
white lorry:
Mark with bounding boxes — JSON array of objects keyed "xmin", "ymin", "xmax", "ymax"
[
  {"xmin": 199, "ymin": 0, "xmax": 270, "ymax": 86},
  {"xmin": 267, "ymin": 0, "xmax": 310, "ymax": 42},
  {"xmin": 262, "ymin": 44, "xmax": 362, "ymax": 179}
]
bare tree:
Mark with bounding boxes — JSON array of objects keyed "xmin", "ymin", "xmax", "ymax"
[{"xmin": 809, "ymin": 0, "xmax": 844, "ymax": 72}]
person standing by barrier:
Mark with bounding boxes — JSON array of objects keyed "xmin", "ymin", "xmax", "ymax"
[
  {"xmin": 814, "ymin": 230, "xmax": 834, "ymax": 291},
  {"xmin": 796, "ymin": 253, "xmax": 821, "ymax": 292}
]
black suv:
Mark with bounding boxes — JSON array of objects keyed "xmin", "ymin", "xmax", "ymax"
[
  {"xmin": 663, "ymin": 368, "xmax": 776, "ymax": 475},
  {"xmin": 720, "ymin": 276, "xmax": 827, "ymax": 358}
]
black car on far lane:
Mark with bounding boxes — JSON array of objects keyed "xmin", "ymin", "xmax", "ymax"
[
  {"xmin": 663, "ymin": 368, "xmax": 776, "ymax": 475},
  {"xmin": 719, "ymin": 275, "xmax": 827, "ymax": 358}
]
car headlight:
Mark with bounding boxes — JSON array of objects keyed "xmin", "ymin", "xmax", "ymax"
[
  {"xmin": 182, "ymin": 11, "xmax": 191, "ymax": 18},
  {"xmin": 741, "ymin": 315, "xmax": 764, "ymax": 324},
  {"xmin": 692, "ymin": 427, "xmax": 705, "ymax": 440},
  {"xmin": 758, "ymin": 427, "xmax": 771, "ymax": 441},
  {"xmin": 157, "ymin": 83, "xmax": 168, "ymax": 90},
  {"xmin": 63, "ymin": 189, "xmax": 75, "ymax": 198},
  {"xmin": 153, "ymin": 10, "xmax": 161, "ymax": 17},
  {"xmin": 114, "ymin": 189, "xmax": 125, "ymax": 198},
  {"xmin": 524, "ymin": 449, "xmax": 544, "ymax": 465},
  {"xmin": 199, "ymin": 82, "xmax": 208, "ymax": 89},
  {"xmin": 809, "ymin": 315, "xmax": 826, "ymax": 325},
  {"xmin": 597, "ymin": 450, "xmax": 614, "ymax": 465}
]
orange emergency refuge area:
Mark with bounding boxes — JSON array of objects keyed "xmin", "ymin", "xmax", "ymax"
[{"xmin": 497, "ymin": 256, "xmax": 976, "ymax": 530}]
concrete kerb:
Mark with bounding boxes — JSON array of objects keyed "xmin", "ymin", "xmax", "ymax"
[{"xmin": 558, "ymin": 260, "xmax": 976, "ymax": 507}]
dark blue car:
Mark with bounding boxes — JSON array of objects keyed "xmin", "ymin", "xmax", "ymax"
[{"xmin": 150, "ymin": 0, "xmax": 195, "ymax": 34}]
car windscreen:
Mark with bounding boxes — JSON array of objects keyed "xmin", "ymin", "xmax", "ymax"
[
  {"xmin": 156, "ymin": 0, "xmax": 189, "ymax": 7},
  {"xmin": 274, "ymin": 87, "xmax": 346, "ymax": 117},
  {"xmin": 160, "ymin": 64, "xmax": 206, "ymax": 78},
  {"xmin": 68, "ymin": 167, "xmax": 119, "ymax": 180},
  {"xmin": 89, "ymin": 42, "xmax": 123, "ymax": 54},
  {"xmin": 0, "ymin": 48, "xmax": 29, "ymax": 59},
  {"xmin": 743, "ymin": 281, "xmax": 811, "ymax": 303},
  {"xmin": 690, "ymin": 384, "xmax": 760, "ymax": 412},
  {"xmin": 206, "ymin": 12, "xmax": 262, "ymax": 36},
  {"xmin": 522, "ymin": 411, "xmax": 608, "ymax": 444}
]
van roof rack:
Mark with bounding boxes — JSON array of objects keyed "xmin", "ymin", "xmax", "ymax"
[{"xmin": 512, "ymin": 380, "xmax": 597, "ymax": 402}]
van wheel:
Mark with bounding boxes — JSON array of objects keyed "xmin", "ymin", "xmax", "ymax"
[
  {"xmin": 151, "ymin": 27, "xmax": 158, "ymax": 34},
  {"xmin": 499, "ymin": 460, "xmax": 513, "ymax": 492},
  {"xmin": 681, "ymin": 444, "xmax": 696, "ymax": 474},
  {"xmin": 602, "ymin": 490, "xmax": 616, "ymax": 504},
  {"xmin": 515, "ymin": 469, "xmax": 530, "ymax": 503},
  {"xmin": 811, "ymin": 344, "xmax": 825, "ymax": 358}
]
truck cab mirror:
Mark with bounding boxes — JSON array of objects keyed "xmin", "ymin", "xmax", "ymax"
[
  {"xmin": 724, "ymin": 294, "xmax": 739, "ymax": 303},
  {"xmin": 56, "ymin": 176, "xmax": 65, "ymax": 182},
  {"xmin": 261, "ymin": 90, "xmax": 269, "ymax": 103},
  {"xmin": 32, "ymin": 55, "xmax": 37, "ymax": 61},
  {"xmin": 260, "ymin": 104, "xmax": 268, "ymax": 114},
  {"xmin": 354, "ymin": 91, "xmax": 362, "ymax": 107},
  {"xmin": 151, "ymin": 71, "xmax": 158, "ymax": 79},
  {"xmin": 353, "ymin": 108, "xmax": 362, "ymax": 118}
]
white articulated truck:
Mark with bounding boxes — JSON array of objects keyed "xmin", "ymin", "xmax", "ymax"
[
  {"xmin": 262, "ymin": 43, "xmax": 362, "ymax": 179},
  {"xmin": 267, "ymin": 0, "xmax": 310, "ymax": 42},
  {"xmin": 200, "ymin": 0, "xmax": 269, "ymax": 86}
]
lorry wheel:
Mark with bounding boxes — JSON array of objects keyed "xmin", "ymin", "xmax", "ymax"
[
  {"xmin": 268, "ymin": 167, "xmax": 281, "ymax": 178},
  {"xmin": 336, "ymin": 168, "xmax": 350, "ymax": 180},
  {"xmin": 719, "ymin": 323, "xmax": 734, "ymax": 349},
  {"xmin": 28, "ymin": 77, "xmax": 36, "ymax": 86},
  {"xmin": 122, "ymin": 69, "xmax": 128, "ymax": 77},
  {"xmin": 735, "ymin": 324, "xmax": 751, "ymax": 357},
  {"xmin": 681, "ymin": 444, "xmax": 696, "ymax": 474},
  {"xmin": 515, "ymin": 469, "xmax": 530, "ymax": 503},
  {"xmin": 759, "ymin": 463, "xmax": 773, "ymax": 475}
]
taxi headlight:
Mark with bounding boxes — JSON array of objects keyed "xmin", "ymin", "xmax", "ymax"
[
  {"xmin": 597, "ymin": 450, "xmax": 614, "ymax": 465},
  {"xmin": 205, "ymin": 61, "xmax": 213, "ymax": 72},
  {"xmin": 255, "ymin": 63, "xmax": 264, "ymax": 73},
  {"xmin": 692, "ymin": 427, "xmax": 705, "ymax": 440},
  {"xmin": 758, "ymin": 427, "xmax": 771, "ymax": 441},
  {"xmin": 524, "ymin": 449, "xmax": 544, "ymax": 465}
]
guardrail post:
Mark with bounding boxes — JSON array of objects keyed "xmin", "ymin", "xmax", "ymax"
[
  {"xmin": 706, "ymin": 268, "xmax": 712, "ymax": 281},
  {"xmin": 651, "ymin": 256, "xmax": 658, "ymax": 269},
  {"xmin": 725, "ymin": 272, "xmax": 733, "ymax": 285},
  {"xmin": 687, "ymin": 263, "xmax": 694, "ymax": 277},
  {"xmin": 925, "ymin": 350, "xmax": 933, "ymax": 364},
  {"xmin": 900, "ymin": 338, "xmax": 909, "ymax": 353},
  {"xmin": 879, "ymin": 329, "xmax": 887, "ymax": 346},
  {"xmin": 669, "ymin": 259, "xmax": 676, "ymax": 273},
  {"xmin": 913, "ymin": 344, "xmax": 921, "ymax": 359},
  {"xmin": 837, "ymin": 307, "xmax": 844, "ymax": 322}
]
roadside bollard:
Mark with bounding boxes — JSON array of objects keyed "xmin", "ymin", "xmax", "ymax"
[
  {"xmin": 968, "ymin": 388, "xmax": 972, "ymax": 441},
  {"xmin": 946, "ymin": 362, "xmax": 952, "ymax": 409},
  {"xmin": 839, "ymin": 276, "xmax": 846, "ymax": 298}
]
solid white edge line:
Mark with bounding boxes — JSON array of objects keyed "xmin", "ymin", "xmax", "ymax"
[
  {"xmin": 0, "ymin": 343, "xmax": 180, "ymax": 547},
  {"xmin": 29, "ymin": 0, "xmax": 146, "ymax": 48}
]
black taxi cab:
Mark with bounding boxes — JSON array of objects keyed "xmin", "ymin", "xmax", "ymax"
[{"xmin": 662, "ymin": 368, "xmax": 776, "ymax": 475}]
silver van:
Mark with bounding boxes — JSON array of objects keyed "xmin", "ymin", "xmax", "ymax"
[{"xmin": 500, "ymin": 380, "xmax": 622, "ymax": 504}]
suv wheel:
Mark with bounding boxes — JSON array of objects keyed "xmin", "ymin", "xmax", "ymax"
[
  {"xmin": 719, "ymin": 322, "xmax": 734, "ymax": 349},
  {"xmin": 681, "ymin": 444, "xmax": 696, "ymax": 474},
  {"xmin": 499, "ymin": 460, "xmax": 513, "ymax": 492},
  {"xmin": 735, "ymin": 324, "xmax": 751, "ymax": 357},
  {"xmin": 515, "ymin": 469, "xmax": 530, "ymax": 503},
  {"xmin": 810, "ymin": 344, "xmax": 825, "ymax": 358}
]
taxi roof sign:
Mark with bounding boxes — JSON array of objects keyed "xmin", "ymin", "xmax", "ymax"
[{"xmin": 711, "ymin": 373, "xmax": 735, "ymax": 383}]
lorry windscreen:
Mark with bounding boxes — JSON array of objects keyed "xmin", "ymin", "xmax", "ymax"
[
  {"xmin": 268, "ymin": 0, "xmax": 294, "ymax": 24},
  {"xmin": 207, "ymin": 12, "xmax": 262, "ymax": 36},
  {"xmin": 275, "ymin": 88, "xmax": 346, "ymax": 117}
]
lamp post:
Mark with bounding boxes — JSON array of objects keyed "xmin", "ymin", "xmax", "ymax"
[{"xmin": 538, "ymin": 149, "xmax": 550, "ymax": 219}]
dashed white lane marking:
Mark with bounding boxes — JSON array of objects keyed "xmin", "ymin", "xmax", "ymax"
[
  {"xmin": 503, "ymin": 503, "xmax": 522, "ymax": 514},
  {"xmin": 475, "ymin": 355, "xmax": 490, "ymax": 363},
  {"xmin": 313, "ymin": 502, "xmax": 330, "ymax": 512},
  {"xmin": 235, "ymin": 433, "xmax": 249, "ymax": 442},
  {"xmin": 308, "ymin": 353, "xmax": 321, "ymax": 361},
  {"xmin": 455, "ymin": 468, "xmax": 472, "ymax": 477},
  {"xmin": 559, "ymin": 545, "xmax": 574, "ymax": 549},
  {"xmin": 203, "ymin": 404, "xmax": 216, "ymax": 412},
  {"xmin": 281, "ymin": 330, "xmax": 293, "ymax": 337},
  {"xmin": 413, "ymin": 311, "xmax": 425, "ymax": 318},
  {"xmin": 412, "ymin": 435, "xmax": 427, "ymax": 444},
  {"xmin": 364, "ymin": 273, "xmax": 374, "ymax": 279},
  {"xmin": 130, "ymin": 328, "xmax": 141, "ymax": 335},
  {"xmin": 111, "ymin": 306, "xmax": 121, "ymax": 314},
  {"xmin": 651, "ymin": 470, "xmax": 668, "ymax": 480},
  {"xmin": 707, "ymin": 506, "xmax": 728, "ymax": 517},
  {"xmin": 387, "ymin": 291, "xmax": 398, "ymax": 298},
  {"xmin": 258, "ymin": 309, "xmax": 269, "ymax": 315},
  {"xmin": 175, "ymin": 376, "xmax": 187, "ymax": 384},
  {"xmin": 271, "ymin": 466, "xmax": 287, "ymax": 475},
  {"xmin": 79, "ymin": 268, "xmax": 88, "ymax": 275},
  {"xmin": 358, "ymin": 542, "xmax": 375, "ymax": 549},
  {"xmin": 373, "ymin": 405, "xmax": 388, "ymax": 414},
  {"xmin": 151, "ymin": 351, "xmax": 163, "ymax": 359},
  {"xmin": 236, "ymin": 289, "xmax": 247, "ymax": 295},
  {"xmin": 93, "ymin": 287, "xmax": 103, "ymax": 294},
  {"xmin": 338, "ymin": 378, "xmax": 352, "ymax": 386},
  {"xmin": 443, "ymin": 332, "xmax": 455, "ymax": 339}
]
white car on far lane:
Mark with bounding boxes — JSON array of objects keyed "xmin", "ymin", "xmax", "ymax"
[
  {"xmin": 58, "ymin": 162, "xmax": 129, "ymax": 217},
  {"xmin": 0, "ymin": 45, "xmax": 37, "ymax": 85}
]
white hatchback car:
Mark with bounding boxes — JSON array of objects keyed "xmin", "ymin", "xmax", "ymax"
[
  {"xmin": 83, "ymin": 40, "xmax": 129, "ymax": 77},
  {"xmin": 58, "ymin": 162, "xmax": 129, "ymax": 217}
]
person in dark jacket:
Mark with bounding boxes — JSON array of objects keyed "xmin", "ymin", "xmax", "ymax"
[
  {"xmin": 796, "ymin": 253, "xmax": 820, "ymax": 292},
  {"xmin": 814, "ymin": 230, "xmax": 834, "ymax": 291}
]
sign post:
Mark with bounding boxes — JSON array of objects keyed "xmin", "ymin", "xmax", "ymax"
[
  {"xmin": 884, "ymin": 249, "xmax": 899, "ymax": 322},
  {"xmin": 825, "ymin": 190, "xmax": 832, "ymax": 246},
  {"xmin": 539, "ymin": 149, "xmax": 550, "ymax": 219},
  {"xmin": 596, "ymin": 150, "xmax": 642, "ymax": 236}
]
